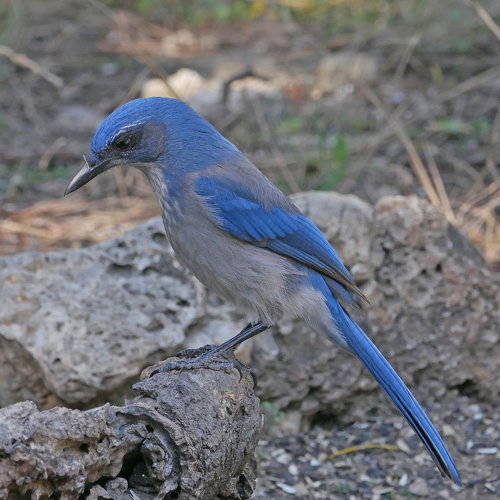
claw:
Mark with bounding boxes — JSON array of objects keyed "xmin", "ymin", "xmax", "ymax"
[
  {"xmin": 150, "ymin": 347, "xmax": 253, "ymax": 384},
  {"xmin": 171, "ymin": 344, "xmax": 214, "ymax": 359},
  {"xmin": 145, "ymin": 340, "xmax": 257, "ymax": 386}
]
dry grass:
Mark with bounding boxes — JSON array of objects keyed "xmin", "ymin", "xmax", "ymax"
[
  {"xmin": 0, "ymin": 196, "xmax": 159, "ymax": 255},
  {"xmin": 359, "ymin": 85, "xmax": 499, "ymax": 269}
]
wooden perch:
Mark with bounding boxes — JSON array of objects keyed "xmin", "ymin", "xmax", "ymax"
[{"xmin": 0, "ymin": 352, "xmax": 262, "ymax": 500}]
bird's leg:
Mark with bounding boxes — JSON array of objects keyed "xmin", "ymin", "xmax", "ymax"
[
  {"xmin": 167, "ymin": 344, "xmax": 213, "ymax": 360},
  {"xmin": 207, "ymin": 322, "xmax": 269, "ymax": 355},
  {"xmin": 155, "ymin": 322, "xmax": 268, "ymax": 375}
]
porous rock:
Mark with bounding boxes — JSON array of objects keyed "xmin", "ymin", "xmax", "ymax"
[
  {"xmin": 252, "ymin": 194, "xmax": 499, "ymax": 424},
  {"xmin": 0, "ymin": 221, "xmax": 241, "ymax": 406},
  {"xmin": 0, "ymin": 193, "xmax": 498, "ymax": 427}
]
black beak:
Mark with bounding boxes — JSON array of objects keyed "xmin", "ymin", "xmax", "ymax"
[{"xmin": 64, "ymin": 158, "xmax": 113, "ymax": 195}]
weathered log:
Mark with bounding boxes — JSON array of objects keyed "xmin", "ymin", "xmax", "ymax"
[{"xmin": 0, "ymin": 352, "xmax": 262, "ymax": 500}]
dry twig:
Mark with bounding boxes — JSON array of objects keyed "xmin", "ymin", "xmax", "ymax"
[
  {"xmin": 250, "ymin": 100, "xmax": 301, "ymax": 192},
  {"xmin": 359, "ymin": 85, "xmax": 441, "ymax": 209},
  {"xmin": 468, "ymin": 1, "xmax": 500, "ymax": 43},
  {"xmin": 0, "ymin": 45, "xmax": 63, "ymax": 88},
  {"xmin": 439, "ymin": 65, "xmax": 500, "ymax": 102},
  {"xmin": 423, "ymin": 145, "xmax": 456, "ymax": 223}
]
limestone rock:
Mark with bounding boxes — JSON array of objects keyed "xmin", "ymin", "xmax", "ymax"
[
  {"xmin": 252, "ymin": 195, "xmax": 499, "ymax": 423},
  {"xmin": 0, "ymin": 219, "xmax": 241, "ymax": 406}
]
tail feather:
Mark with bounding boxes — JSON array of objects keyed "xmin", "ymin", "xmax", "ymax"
[{"xmin": 328, "ymin": 297, "xmax": 461, "ymax": 485}]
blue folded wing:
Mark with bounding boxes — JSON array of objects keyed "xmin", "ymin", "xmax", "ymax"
[{"xmin": 195, "ymin": 175, "xmax": 366, "ymax": 303}]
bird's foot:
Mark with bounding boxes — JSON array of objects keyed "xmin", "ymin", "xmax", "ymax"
[
  {"xmin": 169, "ymin": 344, "xmax": 214, "ymax": 360},
  {"xmin": 158, "ymin": 347, "xmax": 226, "ymax": 373},
  {"xmin": 150, "ymin": 345, "xmax": 256, "ymax": 384}
]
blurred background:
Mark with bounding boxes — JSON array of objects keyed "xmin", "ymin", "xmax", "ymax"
[
  {"xmin": 0, "ymin": 0, "xmax": 498, "ymax": 269},
  {"xmin": 1, "ymin": 2, "xmax": 499, "ymax": 498}
]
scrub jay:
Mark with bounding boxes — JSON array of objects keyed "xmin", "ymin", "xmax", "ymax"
[{"xmin": 65, "ymin": 97, "xmax": 460, "ymax": 484}]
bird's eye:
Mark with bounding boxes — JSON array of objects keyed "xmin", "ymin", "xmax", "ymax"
[{"xmin": 113, "ymin": 136, "xmax": 132, "ymax": 151}]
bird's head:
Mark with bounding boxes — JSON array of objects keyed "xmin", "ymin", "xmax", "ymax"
[{"xmin": 65, "ymin": 97, "xmax": 237, "ymax": 195}]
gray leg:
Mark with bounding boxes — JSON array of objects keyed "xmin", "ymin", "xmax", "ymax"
[{"xmin": 156, "ymin": 322, "xmax": 268, "ymax": 374}]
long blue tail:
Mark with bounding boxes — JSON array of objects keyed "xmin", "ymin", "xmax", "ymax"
[{"xmin": 326, "ymin": 292, "xmax": 461, "ymax": 485}]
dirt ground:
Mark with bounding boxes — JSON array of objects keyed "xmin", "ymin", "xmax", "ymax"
[
  {"xmin": 0, "ymin": 1, "xmax": 499, "ymax": 498},
  {"xmin": 254, "ymin": 398, "xmax": 500, "ymax": 499}
]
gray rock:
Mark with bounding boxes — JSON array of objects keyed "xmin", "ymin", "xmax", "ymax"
[
  {"xmin": 0, "ymin": 193, "xmax": 498, "ymax": 425},
  {"xmin": 408, "ymin": 477, "xmax": 430, "ymax": 496},
  {"xmin": 0, "ymin": 219, "xmax": 241, "ymax": 406},
  {"xmin": 252, "ymin": 195, "xmax": 499, "ymax": 423}
]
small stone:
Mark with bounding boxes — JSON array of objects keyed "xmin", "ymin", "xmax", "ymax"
[
  {"xmin": 100, "ymin": 62, "xmax": 119, "ymax": 76},
  {"xmin": 332, "ymin": 459, "xmax": 350, "ymax": 468},
  {"xmin": 288, "ymin": 463, "xmax": 299, "ymax": 475},
  {"xmin": 468, "ymin": 404, "xmax": 482, "ymax": 414},
  {"xmin": 276, "ymin": 482, "xmax": 296, "ymax": 494},
  {"xmin": 398, "ymin": 473, "xmax": 409, "ymax": 486},
  {"xmin": 293, "ymin": 482, "xmax": 308, "ymax": 496},
  {"xmin": 408, "ymin": 478, "xmax": 429, "ymax": 497},
  {"xmin": 442, "ymin": 424, "xmax": 455, "ymax": 436},
  {"xmin": 352, "ymin": 422, "xmax": 370, "ymax": 429},
  {"xmin": 304, "ymin": 476, "xmax": 321, "ymax": 488},
  {"xmin": 396, "ymin": 439, "xmax": 411, "ymax": 453},
  {"xmin": 476, "ymin": 447, "xmax": 498, "ymax": 454},
  {"xmin": 141, "ymin": 78, "xmax": 175, "ymax": 99},
  {"xmin": 273, "ymin": 451, "xmax": 291, "ymax": 464},
  {"xmin": 141, "ymin": 69, "xmax": 205, "ymax": 100}
]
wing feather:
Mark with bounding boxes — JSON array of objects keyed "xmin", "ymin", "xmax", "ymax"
[{"xmin": 195, "ymin": 175, "xmax": 367, "ymax": 304}]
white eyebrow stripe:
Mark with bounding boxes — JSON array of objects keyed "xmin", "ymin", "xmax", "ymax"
[{"xmin": 107, "ymin": 120, "xmax": 144, "ymax": 146}]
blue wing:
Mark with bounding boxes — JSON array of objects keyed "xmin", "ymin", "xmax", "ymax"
[{"xmin": 194, "ymin": 175, "xmax": 366, "ymax": 303}]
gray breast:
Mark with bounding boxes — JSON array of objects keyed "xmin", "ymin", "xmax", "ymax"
[{"xmin": 164, "ymin": 203, "xmax": 309, "ymax": 324}]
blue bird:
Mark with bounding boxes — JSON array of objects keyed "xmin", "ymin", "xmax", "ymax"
[{"xmin": 65, "ymin": 97, "xmax": 461, "ymax": 485}]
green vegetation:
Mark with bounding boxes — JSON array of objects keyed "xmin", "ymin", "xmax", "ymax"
[
  {"xmin": 261, "ymin": 401, "xmax": 286, "ymax": 431},
  {"xmin": 308, "ymin": 134, "xmax": 349, "ymax": 191},
  {"xmin": 336, "ymin": 481, "xmax": 352, "ymax": 493},
  {"xmin": 2, "ymin": 164, "xmax": 68, "ymax": 193},
  {"xmin": 125, "ymin": 0, "xmax": 422, "ymax": 30}
]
